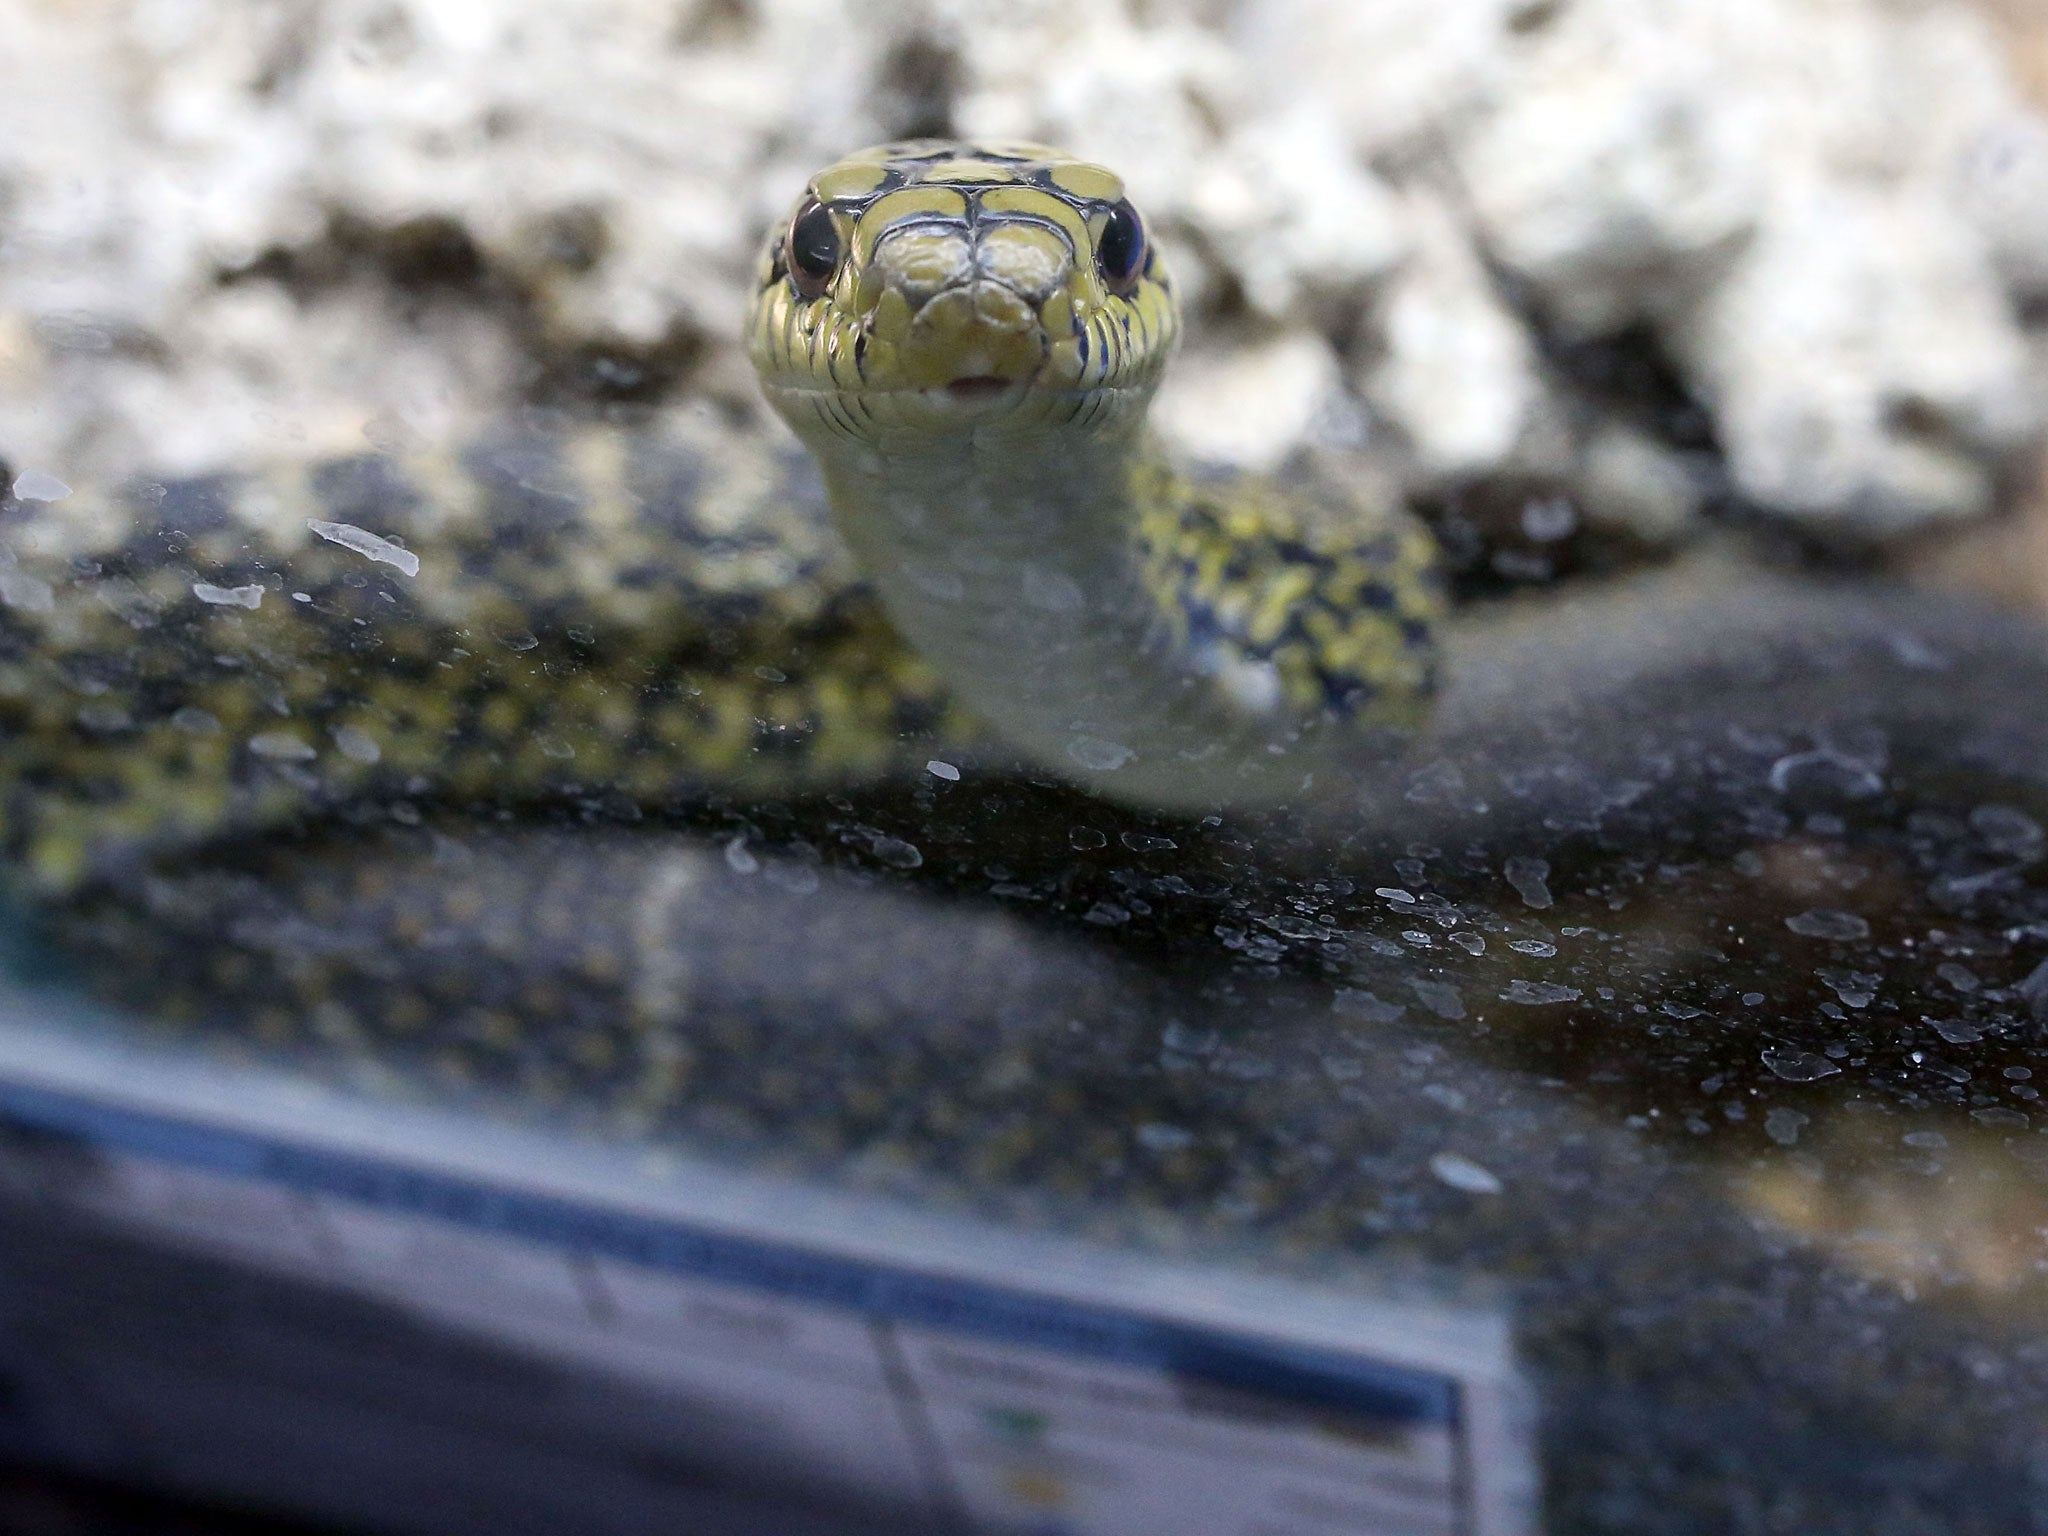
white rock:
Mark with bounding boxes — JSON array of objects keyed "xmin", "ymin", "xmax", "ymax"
[
  {"xmin": 1357, "ymin": 193, "xmax": 1558, "ymax": 484},
  {"xmin": 1152, "ymin": 331, "xmax": 1346, "ymax": 474},
  {"xmin": 1186, "ymin": 105, "xmax": 1410, "ymax": 325},
  {"xmin": 1956, "ymin": 109, "xmax": 2048, "ymax": 303},
  {"xmin": 1670, "ymin": 178, "xmax": 2036, "ymax": 535},
  {"xmin": 0, "ymin": 0, "xmax": 2039, "ymax": 544},
  {"xmin": 1454, "ymin": 0, "xmax": 1769, "ymax": 334},
  {"xmin": 1574, "ymin": 421, "xmax": 1703, "ymax": 546},
  {"xmin": 1237, "ymin": 0, "xmax": 1520, "ymax": 151}
]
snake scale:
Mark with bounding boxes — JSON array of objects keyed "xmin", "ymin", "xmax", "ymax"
[{"xmin": 0, "ymin": 140, "xmax": 1443, "ymax": 902}]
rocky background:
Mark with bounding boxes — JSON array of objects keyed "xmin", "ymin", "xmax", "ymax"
[{"xmin": 0, "ymin": 0, "xmax": 2044, "ymax": 586}]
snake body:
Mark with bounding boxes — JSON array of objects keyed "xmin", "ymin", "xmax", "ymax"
[
  {"xmin": 0, "ymin": 414, "xmax": 962, "ymax": 894},
  {"xmin": 751, "ymin": 140, "xmax": 1440, "ymax": 810},
  {"xmin": 0, "ymin": 140, "xmax": 1442, "ymax": 899}
]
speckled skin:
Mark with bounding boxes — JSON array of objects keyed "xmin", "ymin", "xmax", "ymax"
[
  {"xmin": 0, "ymin": 414, "xmax": 966, "ymax": 895},
  {"xmin": 0, "ymin": 139, "xmax": 1441, "ymax": 897}
]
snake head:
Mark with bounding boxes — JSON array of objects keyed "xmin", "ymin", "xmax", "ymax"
[{"xmin": 748, "ymin": 140, "xmax": 1179, "ymax": 448}]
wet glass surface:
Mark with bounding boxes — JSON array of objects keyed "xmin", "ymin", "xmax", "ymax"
[
  {"xmin": 2, "ymin": 5, "xmax": 2047, "ymax": 1532},
  {"xmin": 0, "ymin": 556, "xmax": 2043, "ymax": 1529}
]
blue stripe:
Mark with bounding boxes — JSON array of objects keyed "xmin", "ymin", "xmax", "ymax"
[{"xmin": 0, "ymin": 1078, "xmax": 1457, "ymax": 1428}]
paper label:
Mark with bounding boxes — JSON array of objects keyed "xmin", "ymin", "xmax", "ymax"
[{"xmin": 0, "ymin": 1071, "xmax": 1534, "ymax": 1536}]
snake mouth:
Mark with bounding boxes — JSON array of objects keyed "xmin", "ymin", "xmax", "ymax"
[
  {"xmin": 945, "ymin": 376, "xmax": 1016, "ymax": 399},
  {"xmin": 913, "ymin": 373, "xmax": 1037, "ymax": 413}
]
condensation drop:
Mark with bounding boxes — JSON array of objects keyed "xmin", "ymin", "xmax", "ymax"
[
  {"xmin": 1430, "ymin": 1153, "xmax": 1503, "ymax": 1195},
  {"xmin": 1504, "ymin": 856, "xmax": 1553, "ymax": 909},
  {"xmin": 1785, "ymin": 909, "xmax": 1869, "ymax": 941},
  {"xmin": 10, "ymin": 469, "xmax": 70, "ymax": 502},
  {"xmin": 192, "ymin": 582, "xmax": 264, "ymax": 609},
  {"xmin": 306, "ymin": 518, "xmax": 421, "ymax": 576}
]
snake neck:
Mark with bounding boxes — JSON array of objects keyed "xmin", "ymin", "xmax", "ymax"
[{"xmin": 817, "ymin": 417, "xmax": 1366, "ymax": 810}]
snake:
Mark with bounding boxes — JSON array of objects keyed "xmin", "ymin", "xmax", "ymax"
[
  {"xmin": 10, "ymin": 143, "xmax": 2048, "ymax": 1533},
  {"xmin": 0, "ymin": 138, "xmax": 1444, "ymax": 901}
]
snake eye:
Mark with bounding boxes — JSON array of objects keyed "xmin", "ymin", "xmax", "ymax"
[
  {"xmin": 1096, "ymin": 199, "xmax": 1147, "ymax": 295},
  {"xmin": 786, "ymin": 199, "xmax": 842, "ymax": 299}
]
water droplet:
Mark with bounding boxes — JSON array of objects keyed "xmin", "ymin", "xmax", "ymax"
[
  {"xmin": 1761, "ymin": 1047, "xmax": 1840, "ymax": 1082},
  {"xmin": 1520, "ymin": 496, "xmax": 1578, "ymax": 542},
  {"xmin": 0, "ymin": 571, "xmax": 54, "ymax": 612},
  {"xmin": 248, "ymin": 731, "xmax": 316, "ymax": 762},
  {"xmin": 1136, "ymin": 1122, "xmax": 1194, "ymax": 1153},
  {"xmin": 1020, "ymin": 564, "xmax": 1085, "ymax": 613},
  {"xmin": 1764, "ymin": 1107, "xmax": 1808, "ymax": 1147},
  {"xmin": 1066, "ymin": 736, "xmax": 1134, "ymax": 772},
  {"xmin": 868, "ymin": 835, "xmax": 923, "ymax": 869},
  {"xmin": 1936, "ymin": 961, "xmax": 1980, "ymax": 993},
  {"xmin": 75, "ymin": 703, "xmax": 131, "ymax": 733},
  {"xmin": 1970, "ymin": 804, "xmax": 2043, "ymax": 859},
  {"xmin": 1504, "ymin": 856, "xmax": 1552, "ymax": 909},
  {"xmin": 11, "ymin": 470, "xmax": 71, "ymax": 502},
  {"xmin": 1430, "ymin": 1153, "xmax": 1502, "ymax": 1194},
  {"xmin": 1768, "ymin": 746, "xmax": 1884, "ymax": 799},
  {"xmin": 305, "ymin": 518, "xmax": 420, "ymax": 576},
  {"xmin": 1332, "ymin": 989, "xmax": 1405, "ymax": 1023},
  {"xmin": 1408, "ymin": 979, "xmax": 1466, "ymax": 1019},
  {"xmin": 330, "ymin": 726, "xmax": 381, "ymax": 765},
  {"xmin": 1818, "ymin": 968, "xmax": 1879, "ymax": 1008},
  {"xmin": 192, "ymin": 582, "xmax": 264, "ymax": 609},
  {"xmin": 1785, "ymin": 909, "xmax": 1869, "ymax": 941},
  {"xmin": 1502, "ymin": 980, "xmax": 1580, "ymax": 1005},
  {"xmin": 763, "ymin": 862, "xmax": 820, "ymax": 896}
]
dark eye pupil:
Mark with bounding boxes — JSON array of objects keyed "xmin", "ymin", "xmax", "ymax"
[
  {"xmin": 1097, "ymin": 200, "xmax": 1145, "ymax": 288},
  {"xmin": 788, "ymin": 202, "xmax": 841, "ymax": 287}
]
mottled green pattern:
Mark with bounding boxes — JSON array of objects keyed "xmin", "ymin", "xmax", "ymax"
[
  {"xmin": 0, "ymin": 415, "xmax": 968, "ymax": 895},
  {"xmin": 0, "ymin": 448, "xmax": 1439, "ymax": 900},
  {"xmin": 1132, "ymin": 459, "xmax": 1441, "ymax": 722}
]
